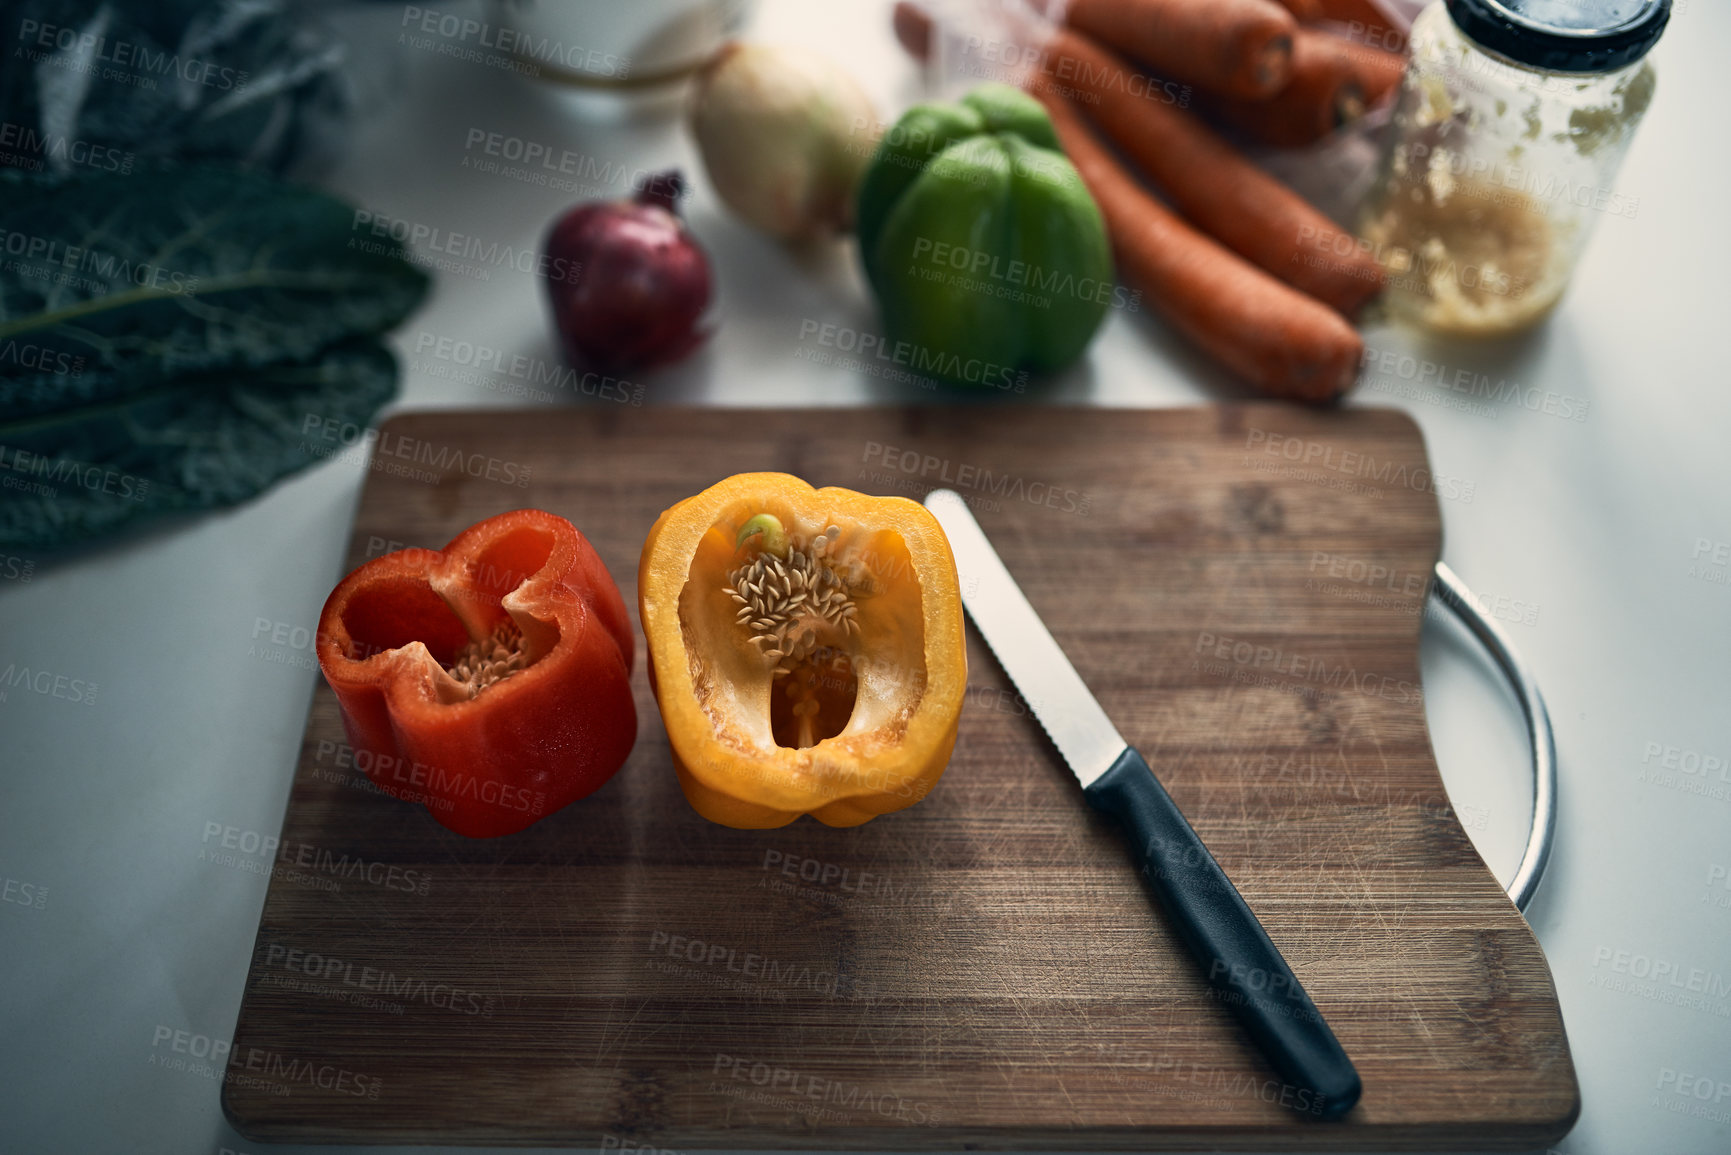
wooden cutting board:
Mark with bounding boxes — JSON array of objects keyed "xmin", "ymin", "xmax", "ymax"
[{"xmin": 223, "ymin": 406, "xmax": 1577, "ymax": 1150}]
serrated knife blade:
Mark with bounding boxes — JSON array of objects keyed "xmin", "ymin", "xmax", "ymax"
[
  {"xmin": 924, "ymin": 488, "xmax": 1361, "ymax": 1121},
  {"xmin": 924, "ymin": 489, "xmax": 1125, "ymax": 789}
]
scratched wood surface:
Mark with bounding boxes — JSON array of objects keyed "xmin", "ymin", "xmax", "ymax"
[{"xmin": 223, "ymin": 406, "xmax": 1577, "ymax": 1149}]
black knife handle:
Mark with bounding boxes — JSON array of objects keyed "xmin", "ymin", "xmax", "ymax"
[{"xmin": 1083, "ymin": 748, "xmax": 1361, "ymax": 1120}]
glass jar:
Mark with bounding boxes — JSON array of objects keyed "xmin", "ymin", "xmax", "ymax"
[{"xmin": 1359, "ymin": 0, "xmax": 1669, "ymax": 337}]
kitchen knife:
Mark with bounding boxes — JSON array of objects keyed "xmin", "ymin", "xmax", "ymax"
[{"xmin": 924, "ymin": 489, "xmax": 1361, "ymax": 1120}]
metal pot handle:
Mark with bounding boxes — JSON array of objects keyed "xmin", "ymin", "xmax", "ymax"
[{"xmin": 1427, "ymin": 562, "xmax": 1558, "ymax": 913}]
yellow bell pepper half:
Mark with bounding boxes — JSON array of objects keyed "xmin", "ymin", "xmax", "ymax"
[{"xmin": 639, "ymin": 473, "xmax": 966, "ymax": 828}]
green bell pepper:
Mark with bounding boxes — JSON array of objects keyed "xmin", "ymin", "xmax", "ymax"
[{"xmin": 856, "ymin": 84, "xmax": 1113, "ymax": 388}]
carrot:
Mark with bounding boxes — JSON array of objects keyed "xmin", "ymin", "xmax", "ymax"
[
  {"xmin": 1065, "ymin": 0, "xmax": 1297, "ymax": 100},
  {"xmin": 1270, "ymin": 0, "xmax": 1326, "ymax": 22},
  {"xmin": 892, "ymin": 1, "xmax": 933, "ymax": 62},
  {"xmin": 1332, "ymin": 27, "xmax": 1408, "ymax": 104},
  {"xmin": 1201, "ymin": 28, "xmax": 1407, "ymax": 146},
  {"xmin": 1044, "ymin": 29, "xmax": 1381, "ymax": 315},
  {"xmin": 1310, "ymin": 0, "xmax": 1409, "ymax": 53},
  {"xmin": 1274, "ymin": 0, "xmax": 1411, "ymax": 55},
  {"xmin": 1029, "ymin": 80, "xmax": 1361, "ymax": 402}
]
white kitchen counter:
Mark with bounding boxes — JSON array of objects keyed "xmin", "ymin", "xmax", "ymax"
[{"xmin": 1, "ymin": 2, "xmax": 1726, "ymax": 1153}]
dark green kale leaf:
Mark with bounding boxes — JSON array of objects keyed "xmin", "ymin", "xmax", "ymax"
[
  {"xmin": 0, "ymin": 163, "xmax": 428, "ymax": 418},
  {"xmin": 0, "ymin": 338, "xmax": 399, "ymax": 548},
  {"xmin": 0, "ymin": 0, "xmax": 349, "ymax": 175}
]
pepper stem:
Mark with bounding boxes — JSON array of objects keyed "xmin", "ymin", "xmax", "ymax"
[{"xmin": 736, "ymin": 513, "xmax": 788, "ymax": 558}]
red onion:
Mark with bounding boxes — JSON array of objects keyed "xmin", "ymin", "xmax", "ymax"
[{"xmin": 541, "ymin": 171, "xmax": 712, "ymax": 374}]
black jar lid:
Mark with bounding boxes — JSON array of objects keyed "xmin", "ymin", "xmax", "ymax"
[{"xmin": 1445, "ymin": 0, "xmax": 1670, "ymax": 73}]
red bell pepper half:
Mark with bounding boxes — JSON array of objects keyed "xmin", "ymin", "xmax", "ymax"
[{"xmin": 316, "ymin": 509, "xmax": 636, "ymax": 838}]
